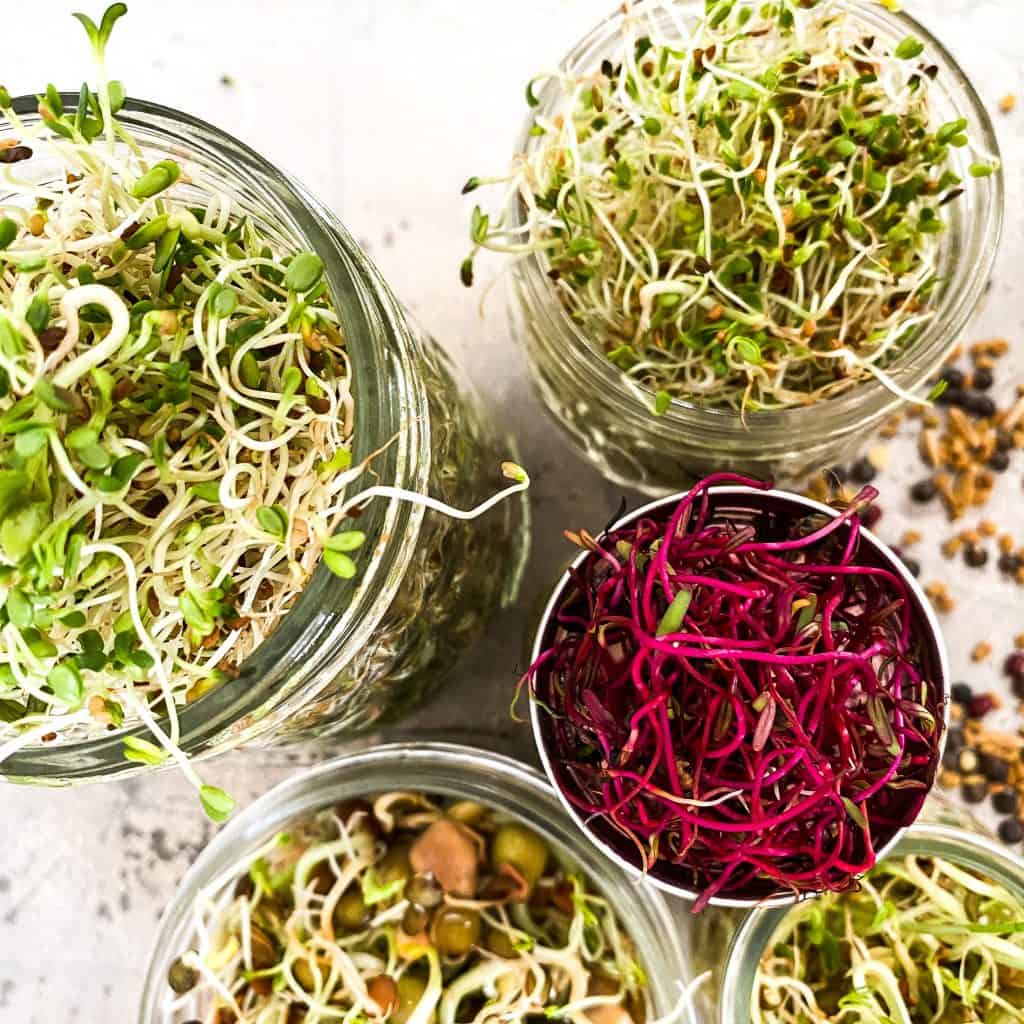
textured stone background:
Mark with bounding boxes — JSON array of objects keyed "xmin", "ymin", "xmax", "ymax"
[{"xmin": 0, "ymin": 1, "xmax": 1022, "ymax": 1020}]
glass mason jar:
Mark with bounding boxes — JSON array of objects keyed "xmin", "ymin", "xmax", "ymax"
[
  {"xmin": 528, "ymin": 485, "xmax": 950, "ymax": 908},
  {"xmin": 0, "ymin": 96, "xmax": 529, "ymax": 785},
  {"xmin": 709, "ymin": 822, "xmax": 1024, "ymax": 1023},
  {"xmin": 138, "ymin": 741, "xmax": 690, "ymax": 1024},
  {"xmin": 508, "ymin": 0, "xmax": 1003, "ymax": 495}
]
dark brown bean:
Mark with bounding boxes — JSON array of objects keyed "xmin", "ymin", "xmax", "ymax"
[{"xmin": 0, "ymin": 145, "xmax": 32, "ymax": 164}]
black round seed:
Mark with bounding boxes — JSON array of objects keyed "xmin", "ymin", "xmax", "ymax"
[
  {"xmin": 940, "ymin": 366, "xmax": 965, "ymax": 389},
  {"xmin": 965, "ymin": 393, "xmax": 997, "ymax": 418},
  {"xmin": 989, "ymin": 450, "xmax": 1011, "ymax": 473},
  {"xmin": 998, "ymin": 552, "xmax": 1022, "ymax": 576},
  {"xmin": 993, "ymin": 790, "xmax": 1019, "ymax": 815},
  {"xmin": 972, "ymin": 366, "xmax": 994, "ymax": 390},
  {"xmin": 951, "ymin": 682, "xmax": 973, "ymax": 705},
  {"xmin": 910, "ymin": 478, "xmax": 937, "ymax": 503},
  {"xmin": 996, "ymin": 429, "xmax": 1015, "ymax": 452},
  {"xmin": 964, "ymin": 544, "xmax": 989, "ymax": 568},
  {"xmin": 900, "ymin": 556, "xmax": 921, "ymax": 577},
  {"xmin": 850, "ymin": 457, "xmax": 877, "ymax": 483},
  {"xmin": 936, "ymin": 386, "xmax": 965, "ymax": 407},
  {"xmin": 998, "ymin": 818, "xmax": 1024, "ymax": 844},
  {"xmin": 979, "ymin": 752, "xmax": 1010, "ymax": 783},
  {"xmin": 961, "ymin": 775, "xmax": 988, "ymax": 804}
]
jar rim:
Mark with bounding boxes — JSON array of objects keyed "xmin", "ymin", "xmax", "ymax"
[
  {"xmin": 0, "ymin": 94, "xmax": 430, "ymax": 781},
  {"xmin": 137, "ymin": 740, "xmax": 690, "ymax": 1024},
  {"xmin": 510, "ymin": 0, "xmax": 1004, "ymax": 442},
  {"xmin": 719, "ymin": 821, "xmax": 1024, "ymax": 1022},
  {"xmin": 528, "ymin": 484, "xmax": 951, "ymax": 907}
]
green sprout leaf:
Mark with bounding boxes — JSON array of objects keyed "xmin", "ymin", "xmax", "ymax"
[
  {"xmin": 123, "ymin": 735, "xmax": 169, "ymax": 766},
  {"xmin": 325, "ymin": 530, "xmax": 365, "ymax": 553},
  {"xmin": 130, "ymin": 159, "xmax": 181, "ymax": 199},
  {"xmin": 323, "ymin": 549, "xmax": 357, "ymax": 579},
  {"xmin": 199, "ymin": 784, "xmax": 236, "ymax": 823},
  {"xmin": 256, "ymin": 505, "xmax": 288, "ymax": 540},
  {"xmin": 283, "ymin": 252, "xmax": 324, "ymax": 293},
  {"xmin": 73, "ymin": 3, "xmax": 128, "ymax": 59},
  {"xmin": 657, "ymin": 588, "xmax": 693, "ymax": 636},
  {"xmin": 46, "ymin": 662, "xmax": 84, "ymax": 704},
  {"xmin": 893, "ymin": 36, "xmax": 924, "ymax": 60}
]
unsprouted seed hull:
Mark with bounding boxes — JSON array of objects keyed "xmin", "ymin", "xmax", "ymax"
[
  {"xmin": 754, "ymin": 852, "xmax": 1024, "ymax": 1023},
  {"xmin": 464, "ymin": 0, "xmax": 998, "ymax": 413},
  {"xmin": 163, "ymin": 792, "xmax": 651, "ymax": 1024}
]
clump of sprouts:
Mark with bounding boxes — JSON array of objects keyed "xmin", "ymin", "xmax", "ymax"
[
  {"xmin": 163, "ymin": 792, "xmax": 656, "ymax": 1024},
  {"xmin": 462, "ymin": 0, "xmax": 999, "ymax": 414},
  {"xmin": 0, "ymin": 5, "xmax": 528, "ymax": 817},
  {"xmin": 755, "ymin": 851, "xmax": 1024, "ymax": 1023}
]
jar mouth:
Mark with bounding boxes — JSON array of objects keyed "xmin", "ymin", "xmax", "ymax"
[
  {"xmin": 511, "ymin": 0, "xmax": 1003, "ymax": 442},
  {"xmin": 528, "ymin": 485, "xmax": 951, "ymax": 908},
  {"xmin": 0, "ymin": 95, "xmax": 429, "ymax": 780},
  {"xmin": 719, "ymin": 822, "xmax": 1024, "ymax": 1022},
  {"xmin": 137, "ymin": 740, "xmax": 688, "ymax": 1024}
]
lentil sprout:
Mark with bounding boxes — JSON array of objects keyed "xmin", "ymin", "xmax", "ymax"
[{"xmin": 164, "ymin": 793, "xmax": 655, "ymax": 1024}]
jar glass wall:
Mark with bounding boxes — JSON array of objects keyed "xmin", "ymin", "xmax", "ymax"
[
  {"xmin": 0, "ymin": 97, "xmax": 529, "ymax": 785},
  {"xmin": 509, "ymin": 0, "xmax": 1002, "ymax": 494},
  {"xmin": 138, "ymin": 742, "xmax": 689, "ymax": 1024}
]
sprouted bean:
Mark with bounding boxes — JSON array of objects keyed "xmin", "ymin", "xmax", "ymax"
[
  {"xmin": 462, "ymin": 0, "xmax": 999, "ymax": 413},
  {"xmin": 164, "ymin": 792, "xmax": 652, "ymax": 1024},
  {"xmin": 0, "ymin": 6, "xmax": 529, "ymax": 814},
  {"xmin": 755, "ymin": 852, "xmax": 1024, "ymax": 1023}
]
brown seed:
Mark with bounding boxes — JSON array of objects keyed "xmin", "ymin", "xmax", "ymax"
[
  {"xmin": 113, "ymin": 377, "xmax": 135, "ymax": 401},
  {"xmin": 1000, "ymin": 94, "xmax": 1017, "ymax": 114},
  {"xmin": 901, "ymin": 530, "xmax": 922, "ymax": 547},
  {"xmin": 37, "ymin": 326, "xmax": 65, "ymax": 350},
  {"xmin": 27, "ymin": 212, "xmax": 45, "ymax": 236},
  {"xmin": 972, "ymin": 641, "xmax": 993, "ymax": 663},
  {"xmin": 367, "ymin": 975, "xmax": 398, "ymax": 1015},
  {"xmin": 0, "ymin": 145, "xmax": 32, "ymax": 164}
]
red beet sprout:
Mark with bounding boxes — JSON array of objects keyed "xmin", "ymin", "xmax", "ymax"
[{"xmin": 527, "ymin": 474, "xmax": 944, "ymax": 911}]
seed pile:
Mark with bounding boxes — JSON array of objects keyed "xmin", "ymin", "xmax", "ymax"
[
  {"xmin": 908, "ymin": 341, "xmax": 1023, "ymax": 520},
  {"xmin": 940, "ymin": 683, "xmax": 1024, "ymax": 846}
]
